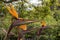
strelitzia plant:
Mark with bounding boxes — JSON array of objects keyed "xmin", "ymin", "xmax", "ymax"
[{"xmin": 4, "ymin": 3, "xmax": 39, "ymax": 40}]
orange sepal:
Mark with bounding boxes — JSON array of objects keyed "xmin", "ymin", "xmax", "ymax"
[
  {"xmin": 41, "ymin": 21, "xmax": 46, "ymax": 26},
  {"xmin": 11, "ymin": 5, "xmax": 18, "ymax": 19},
  {"xmin": 7, "ymin": 6, "xmax": 18, "ymax": 19},
  {"xmin": 18, "ymin": 25, "xmax": 27, "ymax": 30}
]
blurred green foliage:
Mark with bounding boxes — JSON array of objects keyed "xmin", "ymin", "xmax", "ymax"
[{"xmin": 0, "ymin": 0, "xmax": 60, "ymax": 40}]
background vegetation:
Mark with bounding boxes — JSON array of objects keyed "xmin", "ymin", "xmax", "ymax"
[{"xmin": 0, "ymin": 0, "xmax": 60, "ymax": 40}]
